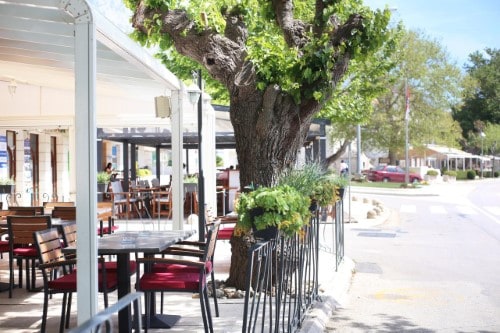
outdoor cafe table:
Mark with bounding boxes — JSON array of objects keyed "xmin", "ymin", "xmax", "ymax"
[{"xmin": 63, "ymin": 229, "xmax": 196, "ymax": 332}]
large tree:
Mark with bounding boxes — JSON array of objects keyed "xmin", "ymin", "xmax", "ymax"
[
  {"xmin": 452, "ymin": 48, "xmax": 500, "ymax": 150},
  {"xmin": 126, "ymin": 0, "xmax": 391, "ymax": 288},
  {"xmin": 362, "ymin": 29, "xmax": 464, "ymax": 163}
]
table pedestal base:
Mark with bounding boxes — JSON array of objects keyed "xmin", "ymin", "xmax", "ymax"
[{"xmin": 142, "ymin": 314, "xmax": 180, "ymax": 329}]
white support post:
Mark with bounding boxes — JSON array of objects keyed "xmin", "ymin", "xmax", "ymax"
[
  {"xmin": 64, "ymin": 0, "xmax": 98, "ymax": 323},
  {"xmin": 171, "ymin": 87, "xmax": 184, "ymax": 230}
]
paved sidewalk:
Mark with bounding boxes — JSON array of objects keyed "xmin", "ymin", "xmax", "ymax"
[{"xmin": 1, "ymin": 182, "xmax": 456, "ymax": 332}]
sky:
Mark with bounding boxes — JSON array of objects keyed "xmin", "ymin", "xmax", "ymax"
[
  {"xmin": 364, "ymin": 0, "xmax": 500, "ymax": 67},
  {"xmin": 91, "ymin": 0, "xmax": 499, "ymax": 68}
]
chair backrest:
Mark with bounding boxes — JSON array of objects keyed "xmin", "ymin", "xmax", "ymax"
[
  {"xmin": 61, "ymin": 222, "xmax": 77, "ymax": 248},
  {"xmin": 150, "ymin": 178, "xmax": 160, "ymax": 188},
  {"xmin": 34, "ymin": 228, "xmax": 67, "ymax": 275},
  {"xmin": 7, "ymin": 215, "xmax": 52, "ymax": 246},
  {"xmin": 204, "ymin": 221, "xmax": 221, "ymax": 263},
  {"xmin": 51, "ymin": 206, "xmax": 76, "ymax": 221},
  {"xmin": 7, "ymin": 207, "xmax": 39, "ymax": 216},
  {"xmin": 110, "ymin": 181, "xmax": 126, "ymax": 201}
]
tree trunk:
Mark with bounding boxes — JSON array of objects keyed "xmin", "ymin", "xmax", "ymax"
[{"xmin": 225, "ymin": 87, "xmax": 317, "ymax": 290}]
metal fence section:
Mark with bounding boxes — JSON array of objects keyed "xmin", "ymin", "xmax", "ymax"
[
  {"xmin": 242, "ymin": 206, "xmax": 343, "ymax": 333},
  {"xmin": 67, "ymin": 292, "xmax": 143, "ymax": 333}
]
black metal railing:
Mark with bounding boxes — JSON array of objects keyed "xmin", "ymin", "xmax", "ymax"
[
  {"xmin": 242, "ymin": 204, "xmax": 343, "ymax": 333},
  {"xmin": 67, "ymin": 292, "xmax": 143, "ymax": 333}
]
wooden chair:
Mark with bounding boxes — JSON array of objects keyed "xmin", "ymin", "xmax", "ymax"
[
  {"xmin": 6, "ymin": 214, "xmax": 52, "ymax": 298},
  {"xmin": 97, "ymin": 201, "xmax": 118, "ymax": 236},
  {"xmin": 8, "ymin": 205, "xmax": 44, "ymax": 215},
  {"xmin": 51, "ymin": 206, "xmax": 76, "ymax": 221},
  {"xmin": 160, "ymin": 218, "xmax": 221, "ymax": 317},
  {"xmin": 43, "ymin": 201, "xmax": 75, "ymax": 215},
  {"xmin": 35, "ymin": 228, "xmax": 119, "ymax": 333},
  {"xmin": 152, "ymin": 188, "xmax": 172, "ymax": 219},
  {"xmin": 109, "ymin": 181, "xmax": 141, "ymax": 220},
  {"xmin": 1, "ymin": 207, "xmax": 37, "ymax": 221},
  {"xmin": 135, "ymin": 221, "xmax": 220, "ymax": 332}
]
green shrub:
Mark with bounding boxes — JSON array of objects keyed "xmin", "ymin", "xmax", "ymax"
[
  {"xmin": 443, "ymin": 170, "xmax": 457, "ymax": 177},
  {"xmin": 426, "ymin": 170, "xmax": 439, "ymax": 176},
  {"xmin": 466, "ymin": 170, "xmax": 476, "ymax": 180},
  {"xmin": 494, "ymin": 171, "xmax": 499, "ymax": 178}
]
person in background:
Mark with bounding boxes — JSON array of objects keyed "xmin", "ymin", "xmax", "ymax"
[
  {"xmin": 339, "ymin": 160, "xmax": 349, "ymax": 178},
  {"xmin": 104, "ymin": 162, "xmax": 113, "ymax": 174}
]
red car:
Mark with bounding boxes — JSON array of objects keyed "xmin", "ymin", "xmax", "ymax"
[{"xmin": 367, "ymin": 165, "xmax": 422, "ymax": 183}]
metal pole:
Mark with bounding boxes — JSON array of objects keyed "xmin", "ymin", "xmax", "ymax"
[
  {"xmin": 404, "ymin": 79, "xmax": 410, "ymax": 184},
  {"xmin": 480, "ymin": 133, "xmax": 484, "ymax": 178},
  {"xmin": 356, "ymin": 124, "xmax": 361, "ymax": 174},
  {"xmin": 196, "ymin": 69, "xmax": 205, "ymax": 242}
]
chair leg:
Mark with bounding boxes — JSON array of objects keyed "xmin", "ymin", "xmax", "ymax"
[
  {"xmin": 144, "ymin": 292, "xmax": 151, "ymax": 333},
  {"xmin": 211, "ymin": 270, "xmax": 219, "ymax": 317},
  {"xmin": 65, "ymin": 292, "xmax": 73, "ymax": 328},
  {"xmin": 60, "ymin": 293, "xmax": 68, "ymax": 333},
  {"xmin": 8, "ymin": 256, "xmax": 14, "ymax": 298},
  {"xmin": 18, "ymin": 258, "xmax": 23, "ymax": 289},
  {"xmin": 200, "ymin": 288, "xmax": 214, "ymax": 333},
  {"xmin": 41, "ymin": 291, "xmax": 49, "ymax": 333}
]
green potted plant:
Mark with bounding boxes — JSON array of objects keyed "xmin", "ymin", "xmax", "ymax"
[
  {"xmin": 0, "ymin": 176, "xmax": 15, "ymax": 194},
  {"xmin": 235, "ymin": 185, "xmax": 311, "ymax": 240},
  {"xmin": 330, "ymin": 175, "xmax": 349, "ymax": 201},
  {"xmin": 277, "ymin": 163, "xmax": 328, "ymax": 210},
  {"xmin": 443, "ymin": 170, "xmax": 457, "ymax": 182},
  {"xmin": 97, "ymin": 171, "xmax": 110, "ymax": 201}
]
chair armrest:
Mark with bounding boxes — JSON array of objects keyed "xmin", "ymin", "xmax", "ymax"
[
  {"xmin": 138, "ymin": 257, "xmax": 205, "ymax": 268},
  {"xmin": 39, "ymin": 258, "xmax": 77, "ymax": 270},
  {"xmin": 162, "ymin": 248, "xmax": 204, "ymax": 258}
]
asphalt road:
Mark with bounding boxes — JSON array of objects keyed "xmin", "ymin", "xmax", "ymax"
[{"xmin": 326, "ymin": 179, "xmax": 500, "ymax": 333}]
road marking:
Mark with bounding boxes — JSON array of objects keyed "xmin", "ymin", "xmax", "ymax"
[
  {"xmin": 399, "ymin": 204, "xmax": 416, "ymax": 213},
  {"xmin": 430, "ymin": 205, "xmax": 447, "ymax": 214},
  {"xmin": 456, "ymin": 206, "xmax": 478, "ymax": 215},
  {"xmin": 484, "ymin": 206, "xmax": 500, "ymax": 216}
]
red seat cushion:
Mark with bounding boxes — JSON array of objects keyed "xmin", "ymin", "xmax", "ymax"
[
  {"xmin": 13, "ymin": 246, "xmax": 38, "ymax": 257},
  {"xmin": 152, "ymin": 261, "xmax": 212, "ymax": 274},
  {"xmin": 97, "ymin": 225, "xmax": 119, "ymax": 235},
  {"xmin": 139, "ymin": 271, "xmax": 203, "ymax": 291},
  {"xmin": 217, "ymin": 228, "xmax": 234, "ymax": 240},
  {"xmin": 100, "ymin": 260, "xmax": 137, "ymax": 274},
  {"xmin": 48, "ymin": 272, "xmax": 77, "ymax": 291},
  {"xmin": 48, "ymin": 271, "xmax": 118, "ymax": 291},
  {"xmin": 0, "ymin": 241, "xmax": 9, "ymax": 253}
]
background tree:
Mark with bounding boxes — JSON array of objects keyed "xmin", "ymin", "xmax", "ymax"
[
  {"xmin": 318, "ymin": 25, "xmax": 401, "ymax": 167},
  {"xmin": 363, "ymin": 29, "xmax": 463, "ymax": 164},
  {"xmin": 126, "ymin": 0, "xmax": 391, "ymax": 289},
  {"xmin": 452, "ymin": 48, "xmax": 500, "ymax": 151}
]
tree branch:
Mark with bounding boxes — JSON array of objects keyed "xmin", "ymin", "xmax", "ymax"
[
  {"xmin": 132, "ymin": 1, "xmax": 247, "ymax": 90},
  {"xmin": 271, "ymin": 0, "xmax": 309, "ymax": 48}
]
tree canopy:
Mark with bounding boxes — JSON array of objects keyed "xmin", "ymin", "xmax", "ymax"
[
  {"xmin": 125, "ymin": 0, "xmax": 392, "ymax": 187},
  {"xmin": 361, "ymin": 29, "xmax": 464, "ymax": 163},
  {"xmin": 452, "ymin": 48, "xmax": 500, "ymax": 147}
]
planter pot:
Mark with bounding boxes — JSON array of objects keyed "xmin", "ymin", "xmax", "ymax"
[
  {"xmin": 309, "ymin": 199, "xmax": 318, "ymax": 212},
  {"xmin": 249, "ymin": 207, "xmax": 278, "ymax": 241},
  {"xmin": 337, "ymin": 187, "xmax": 346, "ymax": 200},
  {"xmin": 252, "ymin": 225, "xmax": 279, "ymax": 241},
  {"xmin": 0, "ymin": 184, "xmax": 14, "ymax": 194},
  {"xmin": 97, "ymin": 183, "xmax": 107, "ymax": 202}
]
